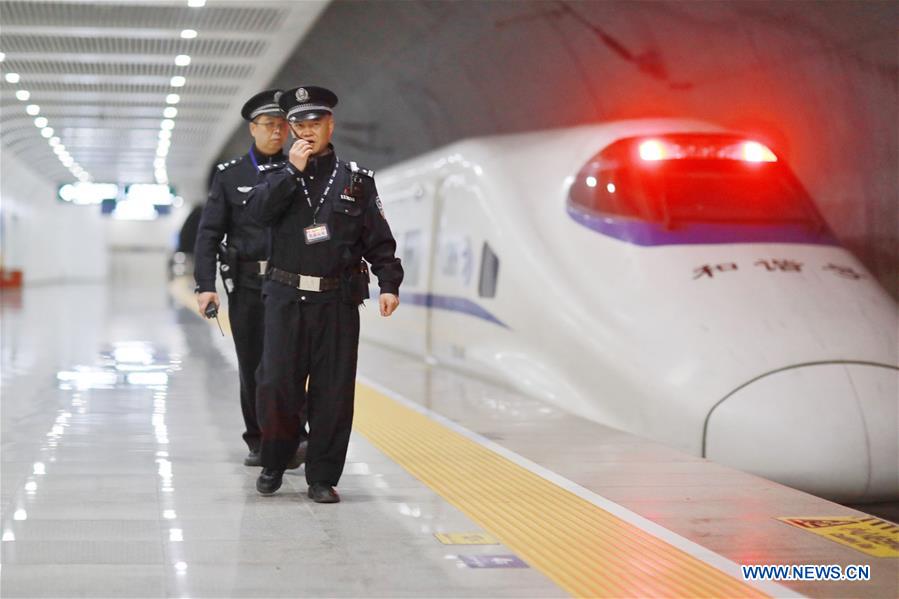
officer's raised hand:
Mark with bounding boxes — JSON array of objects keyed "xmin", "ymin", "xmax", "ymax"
[
  {"xmin": 288, "ymin": 138, "xmax": 314, "ymax": 172},
  {"xmin": 380, "ymin": 293, "xmax": 399, "ymax": 317},
  {"xmin": 196, "ymin": 291, "xmax": 220, "ymax": 317}
]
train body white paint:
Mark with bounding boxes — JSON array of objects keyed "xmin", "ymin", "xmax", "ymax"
[{"xmin": 361, "ymin": 119, "xmax": 898, "ymax": 502}]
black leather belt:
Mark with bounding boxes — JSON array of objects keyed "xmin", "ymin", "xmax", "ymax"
[
  {"xmin": 238, "ymin": 260, "xmax": 268, "ymax": 276},
  {"xmin": 268, "ymin": 267, "xmax": 340, "ymax": 292}
]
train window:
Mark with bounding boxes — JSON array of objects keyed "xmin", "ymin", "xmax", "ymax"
[
  {"xmin": 478, "ymin": 242, "xmax": 499, "ymax": 298},
  {"xmin": 568, "ymin": 134, "xmax": 824, "ymax": 226}
]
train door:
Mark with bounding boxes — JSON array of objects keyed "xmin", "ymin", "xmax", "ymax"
[
  {"xmin": 429, "ymin": 171, "xmax": 494, "ymax": 374},
  {"xmin": 363, "ymin": 180, "xmax": 437, "ymax": 357}
]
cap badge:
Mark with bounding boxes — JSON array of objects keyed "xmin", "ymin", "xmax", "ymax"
[
  {"xmin": 295, "ymin": 88, "xmax": 309, "ymax": 103},
  {"xmin": 273, "ymin": 91, "xmax": 283, "ymax": 102}
]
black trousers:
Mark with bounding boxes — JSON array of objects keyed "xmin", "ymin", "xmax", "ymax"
[
  {"xmin": 226, "ymin": 285, "xmax": 266, "ymax": 451},
  {"xmin": 256, "ymin": 293, "xmax": 359, "ymax": 485}
]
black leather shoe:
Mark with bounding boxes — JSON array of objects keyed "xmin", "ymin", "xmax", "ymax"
[
  {"xmin": 256, "ymin": 468, "xmax": 284, "ymax": 495},
  {"xmin": 286, "ymin": 440, "xmax": 308, "ymax": 470},
  {"xmin": 308, "ymin": 482, "xmax": 340, "ymax": 503},
  {"xmin": 243, "ymin": 450, "xmax": 261, "ymax": 467}
]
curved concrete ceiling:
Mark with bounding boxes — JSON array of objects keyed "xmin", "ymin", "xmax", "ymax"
[{"xmin": 218, "ymin": 0, "xmax": 896, "ymax": 298}]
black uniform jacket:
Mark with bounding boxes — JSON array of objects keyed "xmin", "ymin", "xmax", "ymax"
[
  {"xmin": 194, "ymin": 146, "xmax": 285, "ymax": 293},
  {"xmin": 246, "ymin": 148, "xmax": 403, "ymax": 303}
]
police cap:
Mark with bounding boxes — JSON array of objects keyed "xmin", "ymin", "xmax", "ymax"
[
  {"xmin": 240, "ymin": 89, "xmax": 285, "ymax": 121},
  {"xmin": 279, "ymin": 86, "xmax": 338, "ymax": 122}
]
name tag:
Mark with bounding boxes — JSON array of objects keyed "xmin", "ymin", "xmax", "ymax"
[
  {"xmin": 340, "ymin": 194, "xmax": 356, "ymax": 202},
  {"xmin": 304, "ymin": 223, "xmax": 331, "ymax": 245}
]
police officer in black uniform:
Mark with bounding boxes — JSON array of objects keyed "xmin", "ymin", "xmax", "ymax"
[
  {"xmin": 248, "ymin": 86, "xmax": 403, "ymax": 503},
  {"xmin": 194, "ymin": 89, "xmax": 307, "ymax": 468}
]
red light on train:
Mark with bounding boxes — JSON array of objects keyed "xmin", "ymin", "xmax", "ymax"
[
  {"xmin": 740, "ymin": 141, "xmax": 777, "ymax": 163},
  {"xmin": 638, "ymin": 137, "xmax": 777, "ymax": 163},
  {"xmin": 639, "ymin": 139, "xmax": 668, "ymax": 161}
]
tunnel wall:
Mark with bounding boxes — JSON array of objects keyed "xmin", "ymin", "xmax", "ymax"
[{"xmin": 219, "ymin": 0, "xmax": 898, "ymax": 298}]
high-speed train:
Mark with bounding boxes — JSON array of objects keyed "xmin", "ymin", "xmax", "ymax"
[{"xmin": 360, "ymin": 119, "xmax": 898, "ymax": 503}]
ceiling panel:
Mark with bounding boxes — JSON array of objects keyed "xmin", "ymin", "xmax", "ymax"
[
  {"xmin": 4, "ymin": 59, "xmax": 254, "ymax": 80},
  {"xmin": 0, "ymin": 2, "xmax": 285, "ymax": 32},
  {"xmin": 0, "ymin": 0, "xmax": 329, "ymax": 199},
  {"xmin": 1, "ymin": 34, "xmax": 268, "ymax": 57}
]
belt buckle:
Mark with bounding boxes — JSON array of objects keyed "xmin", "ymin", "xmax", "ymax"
[
  {"xmin": 298, "ymin": 275, "xmax": 321, "ymax": 292},
  {"xmin": 257, "ymin": 260, "xmax": 268, "ymax": 276}
]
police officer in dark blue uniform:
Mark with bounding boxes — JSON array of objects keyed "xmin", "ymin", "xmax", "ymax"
[
  {"xmin": 194, "ymin": 89, "xmax": 307, "ymax": 468},
  {"xmin": 248, "ymin": 86, "xmax": 403, "ymax": 503}
]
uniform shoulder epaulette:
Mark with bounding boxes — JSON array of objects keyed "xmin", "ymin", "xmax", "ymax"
[
  {"xmin": 216, "ymin": 155, "xmax": 244, "ymax": 172},
  {"xmin": 257, "ymin": 161, "xmax": 287, "ymax": 173},
  {"xmin": 345, "ymin": 161, "xmax": 375, "ymax": 178}
]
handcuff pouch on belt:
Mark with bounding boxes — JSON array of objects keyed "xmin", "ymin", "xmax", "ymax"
[
  {"xmin": 342, "ymin": 260, "xmax": 371, "ymax": 305},
  {"xmin": 217, "ymin": 241, "xmax": 238, "ymax": 294}
]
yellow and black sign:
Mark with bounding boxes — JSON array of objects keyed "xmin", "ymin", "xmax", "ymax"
[
  {"xmin": 779, "ymin": 516, "xmax": 899, "ymax": 558},
  {"xmin": 434, "ymin": 532, "xmax": 500, "ymax": 545}
]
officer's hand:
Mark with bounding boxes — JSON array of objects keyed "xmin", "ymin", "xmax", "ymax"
[
  {"xmin": 197, "ymin": 292, "xmax": 220, "ymax": 317},
  {"xmin": 289, "ymin": 139, "xmax": 314, "ymax": 172},
  {"xmin": 379, "ymin": 293, "xmax": 399, "ymax": 317}
]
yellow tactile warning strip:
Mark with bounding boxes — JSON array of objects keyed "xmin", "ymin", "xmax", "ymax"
[{"xmin": 354, "ymin": 384, "xmax": 768, "ymax": 599}]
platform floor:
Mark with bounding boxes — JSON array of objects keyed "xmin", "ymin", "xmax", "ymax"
[{"xmin": 1, "ymin": 280, "xmax": 896, "ymax": 598}]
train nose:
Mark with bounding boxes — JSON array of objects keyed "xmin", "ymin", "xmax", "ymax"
[{"xmin": 704, "ymin": 363, "xmax": 898, "ymax": 502}]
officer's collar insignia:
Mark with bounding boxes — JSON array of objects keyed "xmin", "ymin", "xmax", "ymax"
[
  {"xmin": 237, "ymin": 186, "xmax": 252, "ymax": 193},
  {"xmin": 295, "ymin": 88, "xmax": 309, "ymax": 102}
]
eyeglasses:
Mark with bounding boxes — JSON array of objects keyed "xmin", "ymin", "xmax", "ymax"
[{"xmin": 253, "ymin": 119, "xmax": 287, "ymax": 131}]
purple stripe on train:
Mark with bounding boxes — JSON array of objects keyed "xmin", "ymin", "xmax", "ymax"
[
  {"xmin": 369, "ymin": 287, "xmax": 508, "ymax": 329},
  {"xmin": 566, "ymin": 205, "xmax": 839, "ymax": 247}
]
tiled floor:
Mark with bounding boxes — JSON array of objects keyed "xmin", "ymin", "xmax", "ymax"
[
  {"xmin": 2, "ymin": 280, "xmax": 897, "ymax": 598},
  {"xmin": 1, "ymin": 282, "xmax": 562, "ymax": 598}
]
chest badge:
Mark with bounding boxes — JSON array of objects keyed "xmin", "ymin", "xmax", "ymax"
[{"xmin": 304, "ymin": 223, "xmax": 330, "ymax": 245}]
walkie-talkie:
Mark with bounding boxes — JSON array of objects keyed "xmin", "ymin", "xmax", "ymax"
[{"xmin": 204, "ymin": 301, "xmax": 224, "ymax": 336}]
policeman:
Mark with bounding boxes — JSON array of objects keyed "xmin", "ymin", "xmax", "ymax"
[
  {"xmin": 247, "ymin": 85, "xmax": 403, "ymax": 503},
  {"xmin": 193, "ymin": 89, "xmax": 307, "ymax": 468}
]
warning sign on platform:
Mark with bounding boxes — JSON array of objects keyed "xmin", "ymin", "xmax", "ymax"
[
  {"xmin": 779, "ymin": 516, "xmax": 899, "ymax": 558},
  {"xmin": 434, "ymin": 532, "xmax": 499, "ymax": 545}
]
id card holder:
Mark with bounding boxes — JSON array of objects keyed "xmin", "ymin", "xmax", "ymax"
[{"xmin": 304, "ymin": 223, "xmax": 331, "ymax": 245}]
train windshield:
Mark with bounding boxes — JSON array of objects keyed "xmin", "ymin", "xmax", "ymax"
[{"xmin": 568, "ymin": 134, "xmax": 823, "ymax": 226}]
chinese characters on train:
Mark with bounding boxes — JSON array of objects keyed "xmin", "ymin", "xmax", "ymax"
[{"xmin": 692, "ymin": 261, "xmax": 865, "ymax": 280}]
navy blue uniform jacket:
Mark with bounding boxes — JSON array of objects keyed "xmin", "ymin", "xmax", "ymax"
[{"xmin": 246, "ymin": 149, "xmax": 403, "ymax": 303}]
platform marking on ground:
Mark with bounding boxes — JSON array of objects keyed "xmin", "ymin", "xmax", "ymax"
[
  {"xmin": 779, "ymin": 517, "xmax": 899, "ymax": 558},
  {"xmin": 434, "ymin": 532, "xmax": 500, "ymax": 545},
  {"xmin": 356, "ymin": 376, "xmax": 802, "ymax": 598},
  {"xmin": 460, "ymin": 555, "xmax": 529, "ymax": 569}
]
